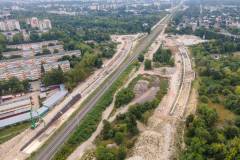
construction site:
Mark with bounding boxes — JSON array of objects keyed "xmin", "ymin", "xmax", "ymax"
[{"xmin": 65, "ymin": 24, "xmax": 201, "ymax": 160}]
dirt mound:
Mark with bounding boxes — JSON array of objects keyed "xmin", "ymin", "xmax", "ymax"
[
  {"xmin": 128, "ymin": 114, "xmax": 177, "ymax": 160},
  {"xmin": 129, "ymin": 130, "xmax": 165, "ymax": 160},
  {"xmin": 127, "ymin": 156, "xmax": 144, "ymax": 160},
  {"xmin": 133, "ymin": 80, "xmax": 149, "ymax": 97}
]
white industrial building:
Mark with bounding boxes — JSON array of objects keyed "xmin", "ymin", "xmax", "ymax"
[{"xmin": 0, "ymin": 97, "xmax": 32, "ymax": 119}]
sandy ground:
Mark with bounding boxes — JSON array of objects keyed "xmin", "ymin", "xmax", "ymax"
[
  {"xmin": 127, "ymin": 36, "xmax": 195, "ymax": 160},
  {"xmin": 174, "ymin": 35, "xmax": 207, "ymax": 46}
]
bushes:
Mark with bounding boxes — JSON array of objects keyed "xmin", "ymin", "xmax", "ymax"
[
  {"xmin": 153, "ymin": 47, "xmax": 174, "ymax": 66},
  {"xmin": 96, "ymin": 146, "xmax": 116, "ymax": 160},
  {"xmin": 42, "ymin": 68, "xmax": 65, "ymax": 86},
  {"xmin": 137, "ymin": 54, "xmax": 144, "ymax": 62},
  {"xmin": 95, "ymin": 145, "xmax": 126, "ymax": 160},
  {"xmin": 115, "ymin": 88, "xmax": 135, "ymax": 108},
  {"xmin": 144, "ymin": 59, "xmax": 152, "ymax": 70},
  {"xmin": 114, "ymin": 132, "xmax": 124, "ymax": 145},
  {"xmin": 0, "ymin": 77, "xmax": 30, "ymax": 96}
]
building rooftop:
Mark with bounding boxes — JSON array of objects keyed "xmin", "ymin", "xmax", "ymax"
[
  {"xmin": 0, "ymin": 98, "xmax": 31, "ymax": 112},
  {"xmin": 42, "ymin": 89, "xmax": 68, "ymax": 109}
]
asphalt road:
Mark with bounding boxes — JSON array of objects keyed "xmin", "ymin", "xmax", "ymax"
[{"xmin": 34, "ymin": 13, "xmax": 173, "ymax": 160}]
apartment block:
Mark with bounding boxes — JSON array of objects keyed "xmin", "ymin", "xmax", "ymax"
[
  {"xmin": 0, "ymin": 50, "xmax": 80, "ymax": 81},
  {"xmin": 28, "ymin": 17, "xmax": 52, "ymax": 31},
  {"xmin": 0, "ymin": 19, "xmax": 21, "ymax": 31},
  {"xmin": 43, "ymin": 60, "xmax": 70, "ymax": 73}
]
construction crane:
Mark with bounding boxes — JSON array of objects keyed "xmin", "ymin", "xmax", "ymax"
[
  {"xmin": 30, "ymin": 107, "xmax": 46, "ymax": 129},
  {"xmin": 30, "ymin": 108, "xmax": 36, "ymax": 129}
]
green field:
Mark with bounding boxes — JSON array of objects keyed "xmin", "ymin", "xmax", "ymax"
[
  {"xmin": 0, "ymin": 122, "xmax": 30, "ymax": 144},
  {"xmin": 208, "ymin": 102, "xmax": 236, "ymax": 123}
]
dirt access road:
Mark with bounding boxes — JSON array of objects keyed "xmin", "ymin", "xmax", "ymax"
[{"xmin": 127, "ymin": 37, "xmax": 195, "ymax": 160}]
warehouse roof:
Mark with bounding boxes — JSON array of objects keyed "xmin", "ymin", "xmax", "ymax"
[
  {"xmin": 42, "ymin": 90, "xmax": 68, "ymax": 109},
  {"xmin": 0, "ymin": 89, "xmax": 68, "ymax": 128},
  {"xmin": 0, "ymin": 98, "xmax": 31, "ymax": 112},
  {"xmin": 0, "ymin": 106, "xmax": 48, "ymax": 128}
]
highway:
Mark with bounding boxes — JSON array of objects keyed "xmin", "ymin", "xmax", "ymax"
[{"xmin": 34, "ymin": 12, "xmax": 175, "ymax": 160}]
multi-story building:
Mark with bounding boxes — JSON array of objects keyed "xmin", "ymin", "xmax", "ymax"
[
  {"xmin": 29, "ymin": 17, "xmax": 52, "ymax": 31},
  {"xmin": 39, "ymin": 19, "xmax": 52, "ymax": 31},
  {"xmin": 2, "ymin": 45, "xmax": 64, "ymax": 58},
  {"xmin": 7, "ymin": 40, "xmax": 59, "ymax": 51},
  {"xmin": 0, "ymin": 50, "xmax": 80, "ymax": 81},
  {"xmin": 2, "ymin": 30, "xmax": 30, "ymax": 42},
  {"xmin": 43, "ymin": 60, "xmax": 70, "ymax": 73},
  {"xmin": 30, "ymin": 17, "xmax": 39, "ymax": 28},
  {"xmin": 0, "ymin": 20, "xmax": 21, "ymax": 31}
]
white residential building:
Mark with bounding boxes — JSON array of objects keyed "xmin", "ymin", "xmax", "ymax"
[
  {"xmin": 29, "ymin": 17, "xmax": 52, "ymax": 31},
  {"xmin": 39, "ymin": 19, "xmax": 52, "ymax": 31},
  {"xmin": 43, "ymin": 60, "xmax": 70, "ymax": 73},
  {"xmin": 0, "ymin": 50, "xmax": 80, "ymax": 81},
  {"xmin": 30, "ymin": 17, "xmax": 39, "ymax": 28},
  {"xmin": 0, "ymin": 20, "xmax": 21, "ymax": 31}
]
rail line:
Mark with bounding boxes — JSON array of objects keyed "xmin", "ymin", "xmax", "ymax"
[
  {"xmin": 33, "ymin": 13, "xmax": 174, "ymax": 160},
  {"xmin": 169, "ymin": 46, "xmax": 193, "ymax": 117}
]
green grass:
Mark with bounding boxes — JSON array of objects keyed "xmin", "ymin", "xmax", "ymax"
[
  {"xmin": 233, "ymin": 51, "xmax": 240, "ymax": 59},
  {"xmin": 208, "ymin": 102, "xmax": 236, "ymax": 123},
  {"xmin": 0, "ymin": 121, "xmax": 30, "ymax": 144}
]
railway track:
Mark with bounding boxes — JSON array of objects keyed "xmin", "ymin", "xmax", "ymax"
[
  {"xmin": 169, "ymin": 46, "xmax": 194, "ymax": 117},
  {"xmin": 33, "ymin": 13, "xmax": 174, "ymax": 160}
]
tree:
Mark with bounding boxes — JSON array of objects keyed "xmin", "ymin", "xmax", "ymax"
[
  {"xmin": 138, "ymin": 54, "xmax": 144, "ymax": 62},
  {"xmin": 96, "ymin": 146, "xmax": 116, "ymax": 160},
  {"xmin": 53, "ymin": 49, "xmax": 59, "ymax": 53},
  {"xmin": 94, "ymin": 58, "xmax": 103, "ymax": 68},
  {"xmin": 224, "ymin": 126, "xmax": 239, "ymax": 139},
  {"xmin": 153, "ymin": 48, "xmax": 173, "ymax": 66},
  {"xmin": 235, "ymin": 116, "xmax": 240, "ymax": 128},
  {"xmin": 42, "ymin": 68, "xmax": 64, "ymax": 86},
  {"xmin": 115, "ymin": 88, "xmax": 135, "ymax": 107},
  {"xmin": 0, "ymin": 77, "xmax": 30, "ymax": 95},
  {"xmin": 30, "ymin": 33, "xmax": 40, "ymax": 41},
  {"xmin": 0, "ymin": 33, "xmax": 7, "ymax": 53},
  {"xmin": 200, "ymin": 95, "xmax": 209, "ymax": 103},
  {"xmin": 186, "ymin": 114, "xmax": 195, "ymax": 127},
  {"xmin": 144, "ymin": 59, "xmax": 152, "ymax": 70},
  {"xmin": 102, "ymin": 120, "xmax": 114, "ymax": 140},
  {"xmin": 12, "ymin": 33, "xmax": 24, "ymax": 43},
  {"xmin": 197, "ymin": 104, "xmax": 218, "ymax": 127},
  {"xmin": 235, "ymin": 86, "xmax": 240, "ymax": 95},
  {"xmin": 226, "ymin": 138, "xmax": 240, "ymax": 160},
  {"xmin": 64, "ymin": 40, "xmax": 76, "ymax": 51},
  {"xmin": 114, "ymin": 132, "xmax": 124, "ymax": 145},
  {"xmin": 42, "ymin": 48, "xmax": 51, "ymax": 55},
  {"xmin": 117, "ymin": 146, "xmax": 127, "ymax": 160},
  {"xmin": 209, "ymin": 143, "xmax": 226, "ymax": 159}
]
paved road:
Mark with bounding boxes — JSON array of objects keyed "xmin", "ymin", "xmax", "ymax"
[{"xmin": 34, "ymin": 13, "xmax": 174, "ymax": 160}]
